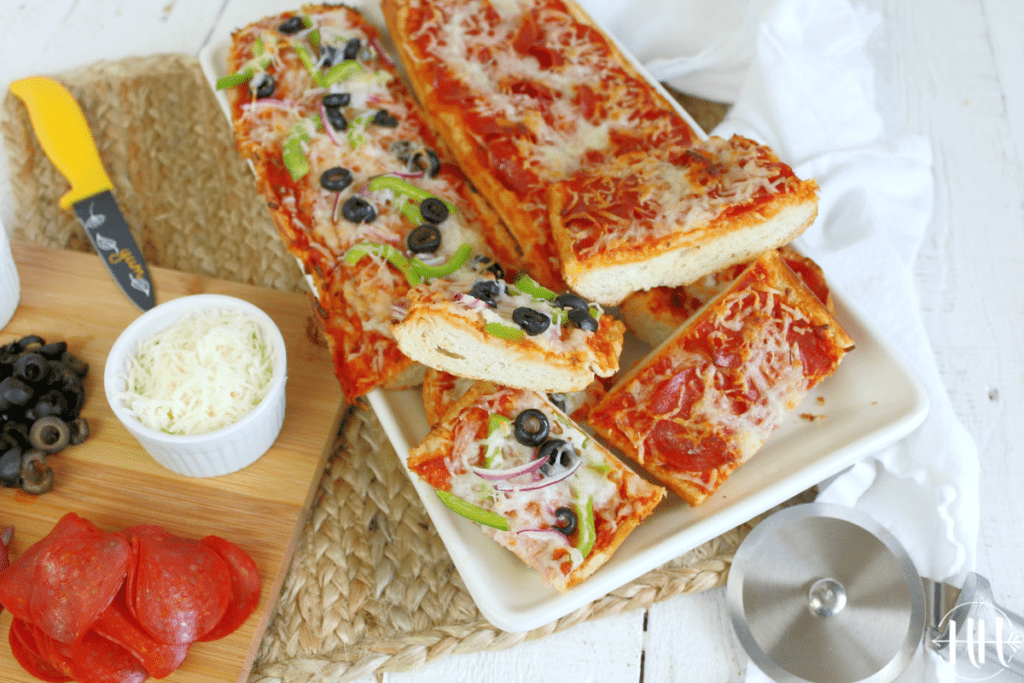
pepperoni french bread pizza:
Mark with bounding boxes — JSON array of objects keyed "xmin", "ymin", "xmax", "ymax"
[
  {"xmin": 587, "ymin": 250, "xmax": 855, "ymax": 506},
  {"xmin": 408, "ymin": 381, "xmax": 665, "ymax": 591},
  {"xmin": 219, "ymin": 5, "xmax": 523, "ymax": 400},
  {"xmin": 381, "ymin": 0, "xmax": 818, "ymax": 303}
]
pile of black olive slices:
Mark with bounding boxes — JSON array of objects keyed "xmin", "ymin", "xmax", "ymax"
[{"xmin": 0, "ymin": 335, "xmax": 90, "ymax": 494}]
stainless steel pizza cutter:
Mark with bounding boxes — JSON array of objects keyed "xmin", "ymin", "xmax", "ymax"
[{"xmin": 728, "ymin": 503, "xmax": 1024, "ymax": 682}]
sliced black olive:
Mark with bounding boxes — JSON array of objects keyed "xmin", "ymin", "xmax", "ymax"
[
  {"xmin": 538, "ymin": 439, "xmax": 578, "ymax": 476},
  {"xmin": 341, "ymin": 196, "xmax": 378, "ymax": 223},
  {"xmin": 69, "ymin": 418, "xmax": 90, "ymax": 446},
  {"xmin": 13, "ymin": 353, "xmax": 48, "ymax": 384},
  {"xmin": 472, "ymin": 255, "xmax": 505, "ymax": 280},
  {"xmin": 320, "ymin": 166, "xmax": 353, "ymax": 192},
  {"xmin": 30, "ymin": 415, "xmax": 70, "ymax": 454},
  {"xmin": 390, "ymin": 139, "xmax": 415, "ymax": 162},
  {"xmin": 372, "ymin": 109, "xmax": 399, "ymax": 128},
  {"xmin": 24, "ymin": 390, "xmax": 67, "ymax": 422},
  {"xmin": 20, "ymin": 449, "xmax": 53, "ymax": 495},
  {"xmin": 16, "ymin": 335, "xmax": 44, "ymax": 352},
  {"xmin": 343, "ymin": 37, "xmax": 361, "ymax": 61},
  {"xmin": 251, "ymin": 73, "xmax": 275, "ymax": 99},
  {"xmin": 60, "ymin": 351, "xmax": 88, "ymax": 378},
  {"xmin": 409, "ymin": 149, "xmax": 442, "ymax": 178},
  {"xmin": 554, "ymin": 292, "xmax": 589, "ymax": 312},
  {"xmin": 0, "ymin": 445, "xmax": 21, "ymax": 487},
  {"xmin": 512, "ymin": 307, "xmax": 550, "ymax": 336},
  {"xmin": 547, "ymin": 393, "xmax": 567, "ymax": 412},
  {"xmin": 323, "ymin": 92, "xmax": 351, "ymax": 108},
  {"xmin": 513, "ymin": 409, "xmax": 549, "ymax": 447},
  {"xmin": 406, "ymin": 224, "xmax": 442, "ymax": 254},
  {"xmin": 278, "ymin": 15, "xmax": 305, "ymax": 34},
  {"xmin": 2, "ymin": 421, "xmax": 29, "ymax": 448},
  {"xmin": 468, "ymin": 279, "xmax": 503, "ymax": 307},
  {"xmin": 553, "ymin": 507, "xmax": 578, "ymax": 536},
  {"xmin": 420, "ymin": 197, "xmax": 449, "ymax": 224},
  {"xmin": 38, "ymin": 341, "xmax": 67, "ymax": 360},
  {"xmin": 568, "ymin": 307, "xmax": 598, "ymax": 333},
  {"xmin": 319, "ymin": 43, "xmax": 341, "ymax": 67},
  {"xmin": 325, "ymin": 106, "xmax": 348, "ymax": 131},
  {"xmin": 0, "ymin": 376, "xmax": 33, "ymax": 407}
]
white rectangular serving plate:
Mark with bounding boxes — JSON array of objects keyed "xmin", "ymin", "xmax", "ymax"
[{"xmin": 199, "ymin": 8, "xmax": 929, "ymax": 633}]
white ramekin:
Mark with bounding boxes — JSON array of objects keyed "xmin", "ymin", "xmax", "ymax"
[{"xmin": 104, "ymin": 294, "xmax": 288, "ymax": 477}]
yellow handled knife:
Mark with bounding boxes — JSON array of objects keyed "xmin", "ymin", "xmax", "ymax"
[{"xmin": 11, "ymin": 76, "xmax": 155, "ymax": 311}]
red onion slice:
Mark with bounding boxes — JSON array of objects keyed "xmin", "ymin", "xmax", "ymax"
[
  {"xmin": 515, "ymin": 528, "xmax": 570, "ymax": 544},
  {"xmin": 494, "ymin": 457, "xmax": 581, "ymax": 492},
  {"xmin": 472, "ymin": 453, "xmax": 546, "ymax": 481}
]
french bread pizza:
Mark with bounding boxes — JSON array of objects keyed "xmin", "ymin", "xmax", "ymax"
[
  {"xmin": 408, "ymin": 381, "xmax": 665, "ymax": 591},
  {"xmin": 588, "ymin": 250, "xmax": 854, "ymax": 506},
  {"xmin": 392, "ymin": 260, "xmax": 626, "ymax": 393},
  {"xmin": 219, "ymin": 5, "xmax": 522, "ymax": 400},
  {"xmin": 381, "ymin": 0, "xmax": 817, "ymax": 303}
]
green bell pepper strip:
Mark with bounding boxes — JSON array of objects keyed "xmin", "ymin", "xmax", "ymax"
[
  {"xmin": 307, "ymin": 28, "xmax": 320, "ymax": 51},
  {"xmin": 347, "ymin": 114, "xmax": 370, "ymax": 149},
  {"xmin": 485, "ymin": 322, "xmax": 525, "ymax": 342},
  {"xmin": 485, "ymin": 413, "xmax": 512, "ymax": 466},
  {"xmin": 436, "ymin": 490, "xmax": 509, "ymax": 531},
  {"xmin": 576, "ymin": 496, "xmax": 596, "ymax": 558},
  {"xmin": 366, "ymin": 175, "xmax": 459, "ymax": 218},
  {"xmin": 343, "ymin": 242, "xmax": 472, "ymax": 286},
  {"xmin": 344, "ymin": 243, "xmax": 421, "ymax": 286},
  {"xmin": 401, "ymin": 202, "xmax": 424, "ymax": 226},
  {"xmin": 293, "ymin": 42, "xmax": 322, "ymax": 85},
  {"xmin": 216, "ymin": 36, "xmax": 275, "ymax": 90},
  {"xmin": 410, "ymin": 243, "xmax": 473, "ymax": 280},
  {"xmin": 216, "ymin": 69, "xmax": 254, "ymax": 89},
  {"xmin": 513, "ymin": 273, "xmax": 557, "ymax": 301},
  {"xmin": 282, "ymin": 121, "xmax": 314, "ymax": 181},
  {"xmin": 322, "ymin": 60, "xmax": 363, "ymax": 86}
]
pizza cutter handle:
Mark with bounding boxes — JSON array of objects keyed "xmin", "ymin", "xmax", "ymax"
[
  {"xmin": 9, "ymin": 76, "xmax": 114, "ymax": 210},
  {"xmin": 932, "ymin": 572, "xmax": 1024, "ymax": 677}
]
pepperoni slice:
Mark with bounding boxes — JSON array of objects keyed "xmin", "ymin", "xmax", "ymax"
[
  {"xmin": 1, "ymin": 513, "xmax": 133, "ymax": 645},
  {"xmin": 8, "ymin": 618, "xmax": 72, "ymax": 683},
  {"xmin": 92, "ymin": 585, "xmax": 189, "ymax": 678},
  {"xmin": 196, "ymin": 535, "xmax": 261, "ymax": 642},
  {"xmin": 67, "ymin": 631, "xmax": 149, "ymax": 683},
  {"xmin": 122, "ymin": 524, "xmax": 232, "ymax": 644}
]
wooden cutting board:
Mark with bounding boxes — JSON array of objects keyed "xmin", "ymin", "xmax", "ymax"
[{"xmin": 0, "ymin": 241, "xmax": 345, "ymax": 683}]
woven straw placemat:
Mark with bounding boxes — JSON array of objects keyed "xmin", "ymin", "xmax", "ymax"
[{"xmin": 2, "ymin": 55, "xmax": 806, "ymax": 683}]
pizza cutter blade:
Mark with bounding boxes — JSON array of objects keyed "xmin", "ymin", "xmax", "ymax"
[{"xmin": 728, "ymin": 503, "xmax": 1024, "ymax": 682}]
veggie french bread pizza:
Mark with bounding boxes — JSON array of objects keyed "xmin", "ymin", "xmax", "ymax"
[
  {"xmin": 391, "ymin": 260, "xmax": 626, "ymax": 394},
  {"xmin": 408, "ymin": 381, "xmax": 665, "ymax": 591},
  {"xmin": 587, "ymin": 250, "xmax": 855, "ymax": 507},
  {"xmin": 619, "ymin": 245, "xmax": 834, "ymax": 348},
  {"xmin": 219, "ymin": 5, "xmax": 523, "ymax": 400},
  {"xmin": 381, "ymin": 0, "xmax": 818, "ymax": 303}
]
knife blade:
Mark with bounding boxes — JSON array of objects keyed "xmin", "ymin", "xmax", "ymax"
[{"xmin": 10, "ymin": 76, "xmax": 155, "ymax": 311}]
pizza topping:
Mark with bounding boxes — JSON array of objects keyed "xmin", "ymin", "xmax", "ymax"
[
  {"xmin": 513, "ymin": 408, "xmax": 549, "ymax": 447},
  {"xmin": 323, "ymin": 92, "xmax": 351, "ymax": 108},
  {"xmin": 512, "ymin": 306, "xmax": 550, "ymax": 336},
  {"xmin": 322, "ymin": 102, "xmax": 348, "ymax": 132},
  {"xmin": 342, "ymin": 37, "xmax": 361, "ymax": 61},
  {"xmin": 250, "ymin": 72, "xmax": 275, "ymax": 98},
  {"xmin": 419, "ymin": 197, "xmax": 450, "ymax": 224},
  {"xmin": 320, "ymin": 166, "xmax": 353, "ymax": 192},
  {"xmin": 282, "ymin": 120, "xmax": 313, "ymax": 181},
  {"xmin": 467, "ymin": 279, "xmax": 503, "ymax": 307},
  {"xmin": 341, "ymin": 195, "xmax": 378, "ymax": 223},
  {"xmin": 436, "ymin": 489, "xmax": 510, "ymax": 530},
  {"xmin": 568, "ymin": 307, "xmax": 599, "ymax": 332},
  {"xmin": 406, "ymin": 224, "xmax": 442, "ymax": 253},
  {"xmin": 484, "ymin": 321, "xmax": 526, "ymax": 342},
  {"xmin": 576, "ymin": 496, "xmax": 597, "ymax": 558},
  {"xmin": 553, "ymin": 507, "xmax": 577, "ymax": 536},
  {"xmin": 278, "ymin": 15, "xmax": 306, "ymax": 35},
  {"xmin": 538, "ymin": 439, "xmax": 580, "ymax": 478},
  {"xmin": 372, "ymin": 108, "xmax": 400, "ymax": 128}
]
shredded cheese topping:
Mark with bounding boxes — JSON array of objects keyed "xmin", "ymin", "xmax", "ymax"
[{"xmin": 121, "ymin": 309, "xmax": 275, "ymax": 435}]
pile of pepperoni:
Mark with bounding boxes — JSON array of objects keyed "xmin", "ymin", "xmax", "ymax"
[{"xmin": 0, "ymin": 513, "xmax": 260, "ymax": 682}]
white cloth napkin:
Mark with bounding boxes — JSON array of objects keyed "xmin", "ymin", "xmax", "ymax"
[{"xmin": 578, "ymin": 0, "xmax": 981, "ymax": 680}]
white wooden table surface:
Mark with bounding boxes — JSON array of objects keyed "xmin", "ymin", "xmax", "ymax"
[{"xmin": 0, "ymin": 2, "xmax": 1020, "ymax": 682}]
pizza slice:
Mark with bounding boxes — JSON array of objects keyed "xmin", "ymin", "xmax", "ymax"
[
  {"xmin": 587, "ymin": 250, "xmax": 854, "ymax": 506},
  {"xmin": 549, "ymin": 138, "xmax": 819, "ymax": 305},
  {"xmin": 392, "ymin": 257, "xmax": 626, "ymax": 394},
  {"xmin": 408, "ymin": 381, "xmax": 665, "ymax": 591},
  {"xmin": 220, "ymin": 5, "xmax": 523, "ymax": 400},
  {"xmin": 619, "ymin": 245, "xmax": 834, "ymax": 348}
]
